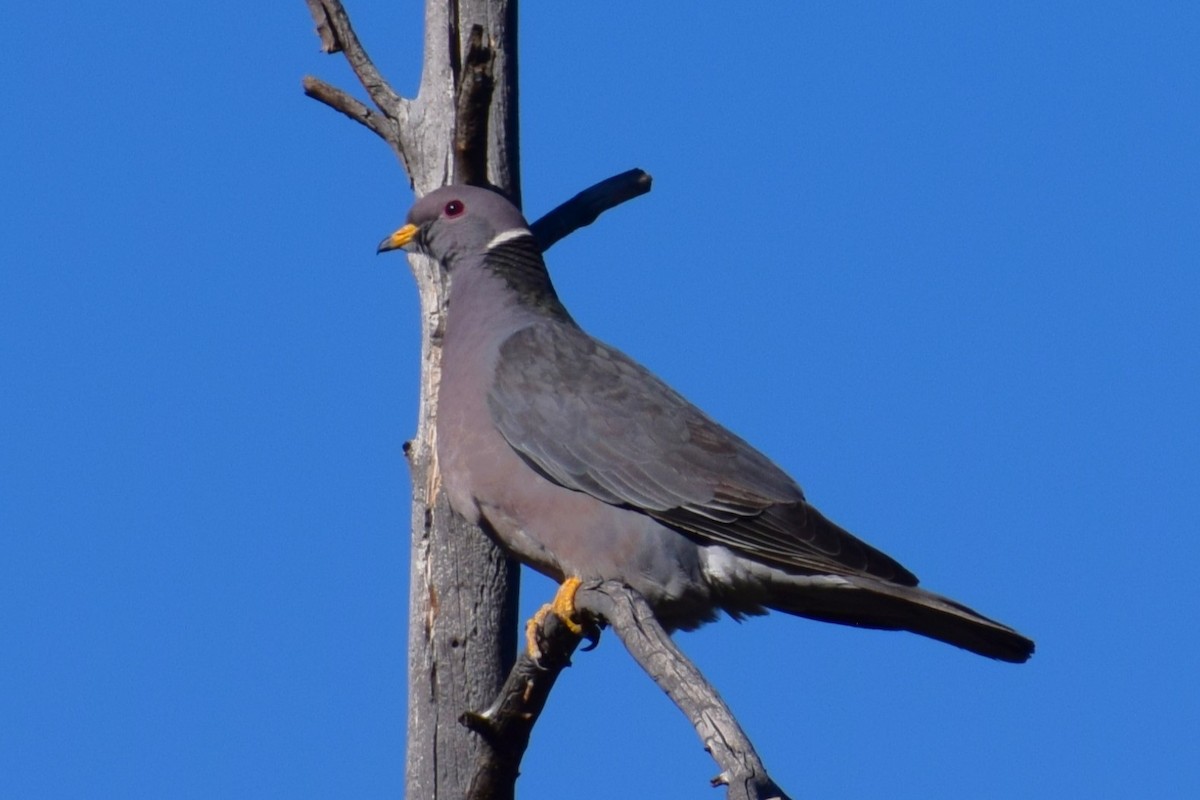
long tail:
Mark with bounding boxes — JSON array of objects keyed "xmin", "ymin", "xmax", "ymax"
[{"xmin": 769, "ymin": 574, "xmax": 1034, "ymax": 663}]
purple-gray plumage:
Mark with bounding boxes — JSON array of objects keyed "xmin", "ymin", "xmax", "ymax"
[{"xmin": 378, "ymin": 185, "xmax": 1034, "ymax": 663}]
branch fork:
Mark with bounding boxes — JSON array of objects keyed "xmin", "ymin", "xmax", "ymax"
[{"xmin": 463, "ymin": 581, "xmax": 793, "ymax": 800}]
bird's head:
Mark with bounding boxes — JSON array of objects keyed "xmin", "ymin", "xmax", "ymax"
[{"xmin": 376, "ymin": 185, "xmax": 533, "ymax": 270}]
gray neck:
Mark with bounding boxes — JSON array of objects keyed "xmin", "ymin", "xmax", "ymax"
[{"xmin": 480, "ymin": 236, "xmax": 572, "ymax": 321}]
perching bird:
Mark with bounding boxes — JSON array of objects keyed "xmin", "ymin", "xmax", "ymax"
[{"xmin": 378, "ymin": 184, "xmax": 1034, "ymax": 663}]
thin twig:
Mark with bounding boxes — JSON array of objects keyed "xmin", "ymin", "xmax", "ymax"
[
  {"xmin": 304, "ymin": 0, "xmax": 341, "ymax": 53},
  {"xmin": 304, "ymin": 0, "xmax": 405, "ymax": 119},
  {"xmin": 303, "ymin": 0, "xmax": 412, "ymax": 174},
  {"xmin": 303, "ymin": 76, "xmax": 399, "ymax": 141},
  {"xmin": 530, "ymin": 169, "xmax": 654, "ymax": 252}
]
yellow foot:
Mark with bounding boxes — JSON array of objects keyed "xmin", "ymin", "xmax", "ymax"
[{"xmin": 525, "ymin": 576, "xmax": 586, "ymax": 662}]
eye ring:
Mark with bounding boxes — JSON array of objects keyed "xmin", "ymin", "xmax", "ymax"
[{"xmin": 444, "ymin": 200, "xmax": 465, "ymax": 218}]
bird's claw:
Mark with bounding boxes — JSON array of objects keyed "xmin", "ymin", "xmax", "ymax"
[
  {"xmin": 549, "ymin": 575, "xmax": 586, "ymax": 634},
  {"xmin": 580, "ymin": 625, "xmax": 601, "ymax": 652},
  {"xmin": 525, "ymin": 576, "xmax": 598, "ymax": 664}
]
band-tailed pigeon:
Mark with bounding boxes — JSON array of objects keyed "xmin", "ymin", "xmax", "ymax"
[{"xmin": 378, "ymin": 185, "xmax": 1034, "ymax": 663}]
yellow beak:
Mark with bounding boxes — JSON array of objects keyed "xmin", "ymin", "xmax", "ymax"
[{"xmin": 376, "ymin": 223, "xmax": 420, "ymax": 254}]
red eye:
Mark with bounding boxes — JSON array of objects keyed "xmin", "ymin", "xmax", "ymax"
[{"xmin": 444, "ymin": 200, "xmax": 465, "ymax": 217}]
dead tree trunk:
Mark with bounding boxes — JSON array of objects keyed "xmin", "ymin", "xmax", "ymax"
[
  {"xmin": 395, "ymin": 4, "xmax": 521, "ymax": 797},
  {"xmin": 305, "ymin": 1, "xmax": 520, "ymax": 796},
  {"xmin": 303, "ymin": 3, "xmax": 790, "ymax": 798}
]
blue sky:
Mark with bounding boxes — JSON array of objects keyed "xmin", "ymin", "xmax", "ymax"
[{"xmin": 3, "ymin": 2, "xmax": 1198, "ymax": 797}]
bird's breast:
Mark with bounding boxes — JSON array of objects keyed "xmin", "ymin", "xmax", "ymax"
[{"xmin": 432, "ymin": 273, "xmax": 720, "ymax": 628}]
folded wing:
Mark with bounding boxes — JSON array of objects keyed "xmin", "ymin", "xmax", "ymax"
[{"xmin": 487, "ymin": 322, "xmax": 918, "ymax": 586}]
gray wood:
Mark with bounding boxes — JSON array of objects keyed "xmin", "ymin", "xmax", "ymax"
[
  {"xmin": 475, "ymin": 583, "xmax": 793, "ymax": 800},
  {"xmin": 402, "ymin": 5, "xmax": 521, "ymax": 798},
  {"xmin": 576, "ymin": 582, "xmax": 792, "ymax": 800},
  {"xmin": 304, "ymin": 2, "xmax": 520, "ymax": 797},
  {"xmin": 302, "ymin": 2, "xmax": 797, "ymax": 797}
]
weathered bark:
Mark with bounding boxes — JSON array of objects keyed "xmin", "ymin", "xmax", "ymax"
[
  {"xmin": 305, "ymin": 2, "xmax": 519, "ymax": 796},
  {"xmin": 400, "ymin": 4, "xmax": 521, "ymax": 797}
]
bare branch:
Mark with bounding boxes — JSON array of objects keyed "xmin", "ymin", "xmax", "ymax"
[
  {"xmin": 466, "ymin": 579, "xmax": 791, "ymax": 800},
  {"xmin": 531, "ymin": 169, "xmax": 654, "ymax": 252},
  {"xmin": 303, "ymin": 76, "xmax": 399, "ymax": 142},
  {"xmin": 460, "ymin": 613, "xmax": 589, "ymax": 800},
  {"xmin": 304, "ymin": 0, "xmax": 341, "ymax": 53},
  {"xmin": 454, "ymin": 24, "xmax": 496, "ymax": 187},
  {"xmin": 304, "ymin": 0, "xmax": 405, "ymax": 119},
  {"xmin": 575, "ymin": 582, "xmax": 793, "ymax": 800},
  {"xmin": 303, "ymin": 0, "xmax": 414, "ymax": 174}
]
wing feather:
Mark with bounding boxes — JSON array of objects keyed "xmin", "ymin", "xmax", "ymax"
[{"xmin": 487, "ymin": 322, "xmax": 917, "ymax": 585}]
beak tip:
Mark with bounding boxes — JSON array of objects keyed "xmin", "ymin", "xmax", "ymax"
[{"xmin": 376, "ymin": 223, "xmax": 419, "ymax": 256}]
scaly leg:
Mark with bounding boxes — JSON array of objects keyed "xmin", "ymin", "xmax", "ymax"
[{"xmin": 525, "ymin": 576, "xmax": 586, "ymax": 661}]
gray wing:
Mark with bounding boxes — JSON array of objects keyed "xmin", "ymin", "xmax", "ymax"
[{"xmin": 487, "ymin": 322, "xmax": 918, "ymax": 585}]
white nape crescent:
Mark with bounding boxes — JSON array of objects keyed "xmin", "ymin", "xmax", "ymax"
[{"xmin": 485, "ymin": 228, "xmax": 534, "ymax": 250}]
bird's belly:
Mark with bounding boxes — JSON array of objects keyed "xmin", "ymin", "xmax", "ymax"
[{"xmin": 437, "ymin": 408, "xmax": 717, "ymax": 629}]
